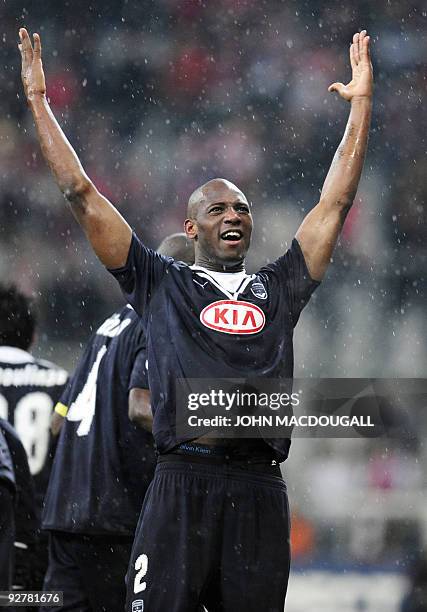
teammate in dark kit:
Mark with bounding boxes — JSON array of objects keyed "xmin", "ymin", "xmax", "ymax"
[
  {"xmin": 40, "ymin": 235, "xmax": 193, "ymax": 612},
  {"xmin": 0, "ymin": 419, "xmax": 37, "ymax": 592},
  {"xmin": 19, "ymin": 27, "xmax": 373, "ymax": 611},
  {"xmin": 0, "ymin": 284, "xmax": 67, "ymax": 589},
  {"xmin": 41, "ymin": 306, "xmax": 153, "ymax": 612},
  {"xmin": 0, "ymin": 425, "xmax": 16, "ymax": 591}
]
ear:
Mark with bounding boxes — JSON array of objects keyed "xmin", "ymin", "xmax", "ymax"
[{"xmin": 184, "ymin": 218, "xmax": 197, "ymax": 240}]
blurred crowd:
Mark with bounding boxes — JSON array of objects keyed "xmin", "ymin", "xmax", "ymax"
[
  {"xmin": 288, "ymin": 436, "xmax": 427, "ymax": 569},
  {"xmin": 0, "ymin": 0, "xmax": 425, "ymax": 372},
  {"xmin": 1, "ymin": 2, "xmax": 426, "ymax": 602}
]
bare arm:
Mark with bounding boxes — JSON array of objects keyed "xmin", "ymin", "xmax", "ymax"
[
  {"xmin": 128, "ymin": 388, "xmax": 153, "ymax": 432},
  {"xmin": 296, "ymin": 31, "xmax": 373, "ymax": 280},
  {"xmin": 50, "ymin": 412, "xmax": 64, "ymax": 436},
  {"xmin": 18, "ymin": 28, "xmax": 131, "ymax": 268}
]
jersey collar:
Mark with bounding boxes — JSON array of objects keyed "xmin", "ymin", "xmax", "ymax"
[
  {"xmin": 0, "ymin": 346, "xmax": 34, "ymax": 363},
  {"xmin": 190, "ymin": 266, "xmax": 254, "ymax": 300}
]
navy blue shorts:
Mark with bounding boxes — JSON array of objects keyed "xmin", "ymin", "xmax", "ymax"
[
  {"xmin": 126, "ymin": 451, "xmax": 290, "ymax": 612},
  {"xmin": 42, "ymin": 532, "xmax": 133, "ymax": 612}
]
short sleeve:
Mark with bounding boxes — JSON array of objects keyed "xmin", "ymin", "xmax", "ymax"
[
  {"xmin": 260, "ymin": 238, "xmax": 320, "ymax": 326},
  {"xmin": 107, "ymin": 232, "xmax": 172, "ymax": 316},
  {"xmin": 54, "ymin": 379, "xmax": 73, "ymax": 416},
  {"xmin": 128, "ymin": 348, "xmax": 149, "ymax": 392},
  {"xmin": 129, "ymin": 323, "xmax": 149, "ymax": 391}
]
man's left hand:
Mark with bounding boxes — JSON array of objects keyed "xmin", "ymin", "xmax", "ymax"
[{"xmin": 328, "ymin": 30, "xmax": 373, "ymax": 102}]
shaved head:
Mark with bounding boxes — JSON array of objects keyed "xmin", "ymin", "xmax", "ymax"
[
  {"xmin": 184, "ymin": 178, "xmax": 252, "ymax": 271},
  {"xmin": 157, "ymin": 232, "xmax": 194, "ymax": 265},
  {"xmin": 187, "ymin": 178, "xmax": 248, "ymax": 219}
]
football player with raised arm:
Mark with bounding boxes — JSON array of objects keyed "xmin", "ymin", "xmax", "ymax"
[{"xmin": 18, "ymin": 27, "xmax": 372, "ymax": 611}]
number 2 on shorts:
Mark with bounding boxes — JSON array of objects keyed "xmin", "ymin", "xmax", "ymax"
[{"xmin": 133, "ymin": 554, "xmax": 148, "ymax": 594}]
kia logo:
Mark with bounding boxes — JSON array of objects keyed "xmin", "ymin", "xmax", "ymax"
[{"xmin": 200, "ymin": 300, "xmax": 265, "ymax": 335}]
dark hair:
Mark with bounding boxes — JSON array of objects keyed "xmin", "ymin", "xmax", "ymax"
[{"xmin": 0, "ymin": 284, "xmax": 37, "ymax": 350}]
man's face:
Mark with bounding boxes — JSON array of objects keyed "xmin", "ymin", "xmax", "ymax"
[{"xmin": 186, "ymin": 182, "xmax": 253, "ymax": 268}]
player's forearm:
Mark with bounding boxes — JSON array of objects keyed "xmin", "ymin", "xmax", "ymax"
[
  {"xmin": 129, "ymin": 405, "xmax": 153, "ymax": 432},
  {"xmin": 320, "ymin": 97, "xmax": 372, "ymax": 209},
  {"xmin": 27, "ymin": 93, "xmax": 92, "ymax": 203},
  {"xmin": 129, "ymin": 389, "xmax": 153, "ymax": 432},
  {"xmin": 130, "ymin": 412, "xmax": 153, "ymax": 432}
]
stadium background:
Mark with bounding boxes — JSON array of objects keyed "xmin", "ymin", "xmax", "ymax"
[{"xmin": 1, "ymin": 1, "xmax": 426, "ymax": 609}]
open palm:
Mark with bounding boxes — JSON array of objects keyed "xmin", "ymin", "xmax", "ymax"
[
  {"xmin": 329, "ymin": 31, "xmax": 373, "ymax": 101},
  {"xmin": 18, "ymin": 28, "xmax": 46, "ymax": 99}
]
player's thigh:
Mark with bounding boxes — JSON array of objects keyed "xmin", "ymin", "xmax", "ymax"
[
  {"xmin": 219, "ymin": 474, "xmax": 290, "ymax": 612},
  {"xmin": 41, "ymin": 533, "xmax": 92, "ymax": 612},
  {"xmin": 79, "ymin": 536, "xmax": 132, "ymax": 612}
]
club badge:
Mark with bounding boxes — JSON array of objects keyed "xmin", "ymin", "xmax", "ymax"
[{"xmin": 251, "ymin": 281, "xmax": 267, "ymax": 300}]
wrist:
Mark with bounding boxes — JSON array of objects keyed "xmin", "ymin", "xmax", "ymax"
[
  {"xmin": 27, "ymin": 91, "xmax": 46, "ymax": 104},
  {"xmin": 350, "ymin": 95, "xmax": 372, "ymax": 106}
]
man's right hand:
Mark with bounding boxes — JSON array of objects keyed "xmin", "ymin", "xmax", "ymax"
[
  {"xmin": 17, "ymin": 25, "xmax": 133, "ymax": 269},
  {"xmin": 18, "ymin": 28, "xmax": 46, "ymax": 100}
]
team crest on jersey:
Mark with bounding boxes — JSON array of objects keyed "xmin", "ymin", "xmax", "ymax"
[
  {"xmin": 251, "ymin": 280, "xmax": 267, "ymax": 300},
  {"xmin": 132, "ymin": 600, "xmax": 144, "ymax": 612},
  {"xmin": 200, "ymin": 300, "xmax": 265, "ymax": 335}
]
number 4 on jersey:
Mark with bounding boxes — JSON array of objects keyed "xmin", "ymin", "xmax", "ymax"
[{"xmin": 66, "ymin": 345, "xmax": 107, "ymax": 436}]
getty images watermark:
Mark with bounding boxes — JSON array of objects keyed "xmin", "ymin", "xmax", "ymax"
[{"xmin": 175, "ymin": 378, "xmax": 427, "ymax": 439}]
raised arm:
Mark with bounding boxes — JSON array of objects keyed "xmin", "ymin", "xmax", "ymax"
[
  {"xmin": 18, "ymin": 28, "xmax": 132, "ymax": 268},
  {"xmin": 295, "ymin": 31, "xmax": 373, "ymax": 280}
]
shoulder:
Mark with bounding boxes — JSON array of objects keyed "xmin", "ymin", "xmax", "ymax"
[
  {"xmin": 153, "ymin": 259, "xmax": 194, "ymax": 287},
  {"xmin": 117, "ymin": 232, "xmax": 175, "ymax": 270},
  {"xmin": 95, "ymin": 306, "xmax": 139, "ymax": 337},
  {"xmin": 0, "ymin": 346, "xmax": 34, "ymax": 365},
  {"xmin": 164, "ymin": 259, "xmax": 193, "ymax": 275},
  {"xmin": 256, "ymin": 238, "xmax": 318, "ymax": 285},
  {"xmin": 0, "ymin": 347, "xmax": 68, "ymax": 385},
  {"xmin": 35, "ymin": 357, "xmax": 67, "ymax": 372},
  {"xmin": 33, "ymin": 358, "xmax": 68, "ymax": 382}
]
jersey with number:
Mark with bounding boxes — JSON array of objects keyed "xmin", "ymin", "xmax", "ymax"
[
  {"xmin": 108, "ymin": 233, "xmax": 320, "ymax": 462},
  {"xmin": 42, "ymin": 305, "xmax": 155, "ymax": 535},
  {"xmin": 0, "ymin": 347, "xmax": 68, "ymax": 507}
]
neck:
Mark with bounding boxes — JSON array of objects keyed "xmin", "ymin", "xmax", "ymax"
[{"xmin": 194, "ymin": 256, "xmax": 245, "ymax": 273}]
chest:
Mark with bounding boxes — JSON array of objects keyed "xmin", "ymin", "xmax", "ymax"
[{"xmin": 148, "ymin": 270, "xmax": 292, "ymax": 343}]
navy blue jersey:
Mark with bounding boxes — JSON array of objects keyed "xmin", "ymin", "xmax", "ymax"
[
  {"xmin": 42, "ymin": 306, "xmax": 155, "ymax": 535},
  {"xmin": 0, "ymin": 348, "xmax": 68, "ymax": 506},
  {"xmin": 0, "ymin": 426, "xmax": 15, "ymax": 493},
  {"xmin": 109, "ymin": 233, "xmax": 319, "ymax": 462},
  {"xmin": 0, "ymin": 418, "xmax": 37, "ymax": 545}
]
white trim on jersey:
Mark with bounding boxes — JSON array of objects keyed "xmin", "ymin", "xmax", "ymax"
[
  {"xmin": 191, "ymin": 267, "xmax": 255, "ymax": 300},
  {"xmin": 0, "ymin": 346, "xmax": 35, "ymax": 364}
]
